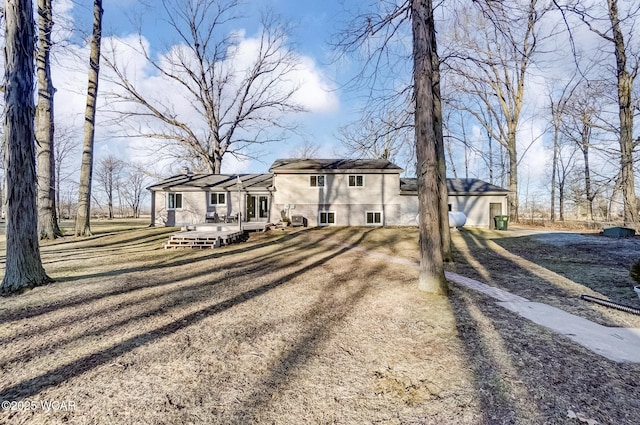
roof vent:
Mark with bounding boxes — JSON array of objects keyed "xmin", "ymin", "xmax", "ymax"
[{"xmin": 180, "ymin": 166, "xmax": 193, "ymax": 176}]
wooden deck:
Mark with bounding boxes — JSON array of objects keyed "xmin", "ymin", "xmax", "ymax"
[{"xmin": 164, "ymin": 222, "xmax": 269, "ymax": 249}]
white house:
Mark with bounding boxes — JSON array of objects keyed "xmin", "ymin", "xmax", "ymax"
[{"xmin": 147, "ymin": 158, "xmax": 510, "ymax": 228}]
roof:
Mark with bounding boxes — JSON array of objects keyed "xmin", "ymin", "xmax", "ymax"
[
  {"xmin": 147, "ymin": 173, "xmax": 273, "ymax": 191},
  {"xmin": 269, "ymin": 158, "xmax": 403, "ymax": 173},
  {"xmin": 400, "ymin": 178, "xmax": 510, "ymax": 195}
]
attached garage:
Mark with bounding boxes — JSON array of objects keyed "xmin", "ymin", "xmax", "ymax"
[{"xmin": 399, "ymin": 178, "xmax": 510, "ymax": 228}]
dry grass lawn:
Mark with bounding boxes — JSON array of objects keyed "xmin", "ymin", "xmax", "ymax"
[{"xmin": 1, "ymin": 220, "xmax": 639, "ymax": 424}]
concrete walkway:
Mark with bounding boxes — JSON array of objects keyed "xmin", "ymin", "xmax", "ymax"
[
  {"xmin": 325, "ymin": 237, "xmax": 640, "ymax": 363},
  {"xmin": 445, "ymin": 272, "xmax": 640, "ymax": 363}
]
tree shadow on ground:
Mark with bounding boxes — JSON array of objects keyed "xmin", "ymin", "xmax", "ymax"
[
  {"xmin": 0, "ymin": 229, "xmax": 373, "ymax": 402},
  {"xmin": 450, "ymin": 284, "xmax": 640, "ymax": 425},
  {"xmin": 0, "ymin": 228, "xmax": 326, "ymax": 323},
  {"xmin": 449, "ymin": 229, "xmax": 640, "ymax": 424},
  {"xmin": 0, "ymin": 228, "xmax": 356, "ymax": 357},
  {"xmin": 452, "ymin": 229, "xmax": 639, "ymax": 328}
]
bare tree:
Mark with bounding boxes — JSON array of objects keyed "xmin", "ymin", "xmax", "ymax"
[
  {"xmin": 53, "ymin": 126, "xmax": 79, "ymax": 220},
  {"xmin": 95, "ymin": 155, "xmax": 124, "ymax": 219},
  {"xmin": 338, "ymin": 106, "xmax": 415, "ymax": 170},
  {"xmin": 556, "ymin": 0, "xmax": 640, "ymax": 226},
  {"xmin": 413, "ymin": 0, "xmax": 447, "ymax": 292},
  {"xmin": 288, "ymin": 140, "xmax": 321, "ymax": 159},
  {"xmin": 120, "ymin": 164, "xmax": 148, "ymax": 218},
  {"xmin": 103, "ymin": 1, "xmax": 304, "ymax": 174},
  {"xmin": 2, "ymin": 0, "xmax": 52, "ymax": 294},
  {"xmin": 35, "ymin": 0, "xmax": 62, "ymax": 239},
  {"xmin": 561, "ymin": 81, "xmax": 613, "ymax": 222},
  {"xmin": 556, "ymin": 142, "xmax": 578, "ymax": 221},
  {"xmin": 333, "ymin": 1, "xmax": 452, "ymax": 268},
  {"xmin": 446, "ymin": 0, "xmax": 549, "ymax": 221},
  {"xmin": 547, "ymin": 74, "xmax": 580, "ymax": 221},
  {"xmin": 75, "ymin": 0, "xmax": 103, "ymax": 236},
  {"xmin": 332, "ymin": 0, "xmax": 447, "ymax": 292}
]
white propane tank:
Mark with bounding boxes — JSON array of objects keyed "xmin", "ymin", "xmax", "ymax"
[
  {"xmin": 415, "ymin": 212, "xmax": 467, "ymax": 228},
  {"xmin": 449, "ymin": 211, "xmax": 467, "ymax": 228}
]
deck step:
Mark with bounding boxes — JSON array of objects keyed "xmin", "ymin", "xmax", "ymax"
[{"xmin": 164, "ymin": 230, "xmax": 247, "ymax": 249}]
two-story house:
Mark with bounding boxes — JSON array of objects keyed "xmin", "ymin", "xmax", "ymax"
[{"xmin": 147, "ymin": 158, "xmax": 510, "ymax": 228}]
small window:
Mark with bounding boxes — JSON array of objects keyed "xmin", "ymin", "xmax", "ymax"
[
  {"xmin": 209, "ymin": 192, "xmax": 226, "ymax": 206},
  {"xmin": 366, "ymin": 211, "xmax": 383, "ymax": 225},
  {"xmin": 348, "ymin": 175, "xmax": 364, "ymax": 187},
  {"xmin": 310, "ymin": 175, "xmax": 325, "ymax": 187},
  {"xmin": 319, "ymin": 211, "xmax": 336, "ymax": 226},
  {"xmin": 167, "ymin": 193, "xmax": 183, "ymax": 209}
]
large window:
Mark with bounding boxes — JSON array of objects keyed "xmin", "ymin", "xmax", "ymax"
[
  {"xmin": 209, "ymin": 192, "xmax": 226, "ymax": 206},
  {"xmin": 319, "ymin": 211, "xmax": 336, "ymax": 226},
  {"xmin": 309, "ymin": 175, "xmax": 325, "ymax": 188},
  {"xmin": 167, "ymin": 193, "xmax": 183, "ymax": 209},
  {"xmin": 348, "ymin": 175, "xmax": 364, "ymax": 187},
  {"xmin": 366, "ymin": 211, "xmax": 383, "ymax": 225}
]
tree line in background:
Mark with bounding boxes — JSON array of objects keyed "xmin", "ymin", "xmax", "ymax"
[{"xmin": 337, "ymin": 0, "xmax": 640, "ymax": 228}]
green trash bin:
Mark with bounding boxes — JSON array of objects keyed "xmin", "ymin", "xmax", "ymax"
[{"xmin": 494, "ymin": 215, "xmax": 509, "ymax": 230}]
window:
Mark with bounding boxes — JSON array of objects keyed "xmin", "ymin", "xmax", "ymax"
[
  {"xmin": 209, "ymin": 192, "xmax": 226, "ymax": 206},
  {"xmin": 366, "ymin": 211, "xmax": 383, "ymax": 225},
  {"xmin": 309, "ymin": 175, "xmax": 325, "ymax": 187},
  {"xmin": 167, "ymin": 193, "xmax": 183, "ymax": 209},
  {"xmin": 348, "ymin": 175, "xmax": 364, "ymax": 187},
  {"xmin": 319, "ymin": 211, "xmax": 336, "ymax": 226}
]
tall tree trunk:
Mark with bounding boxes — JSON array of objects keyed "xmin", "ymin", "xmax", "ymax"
[
  {"xmin": 559, "ymin": 182, "xmax": 565, "ymax": 221},
  {"xmin": 431, "ymin": 30, "xmax": 452, "ymax": 262},
  {"xmin": 550, "ymin": 103, "xmax": 559, "ymax": 222},
  {"xmin": 412, "ymin": 0, "xmax": 447, "ymax": 294},
  {"xmin": 507, "ymin": 129, "xmax": 519, "ymax": 221},
  {"xmin": 550, "ymin": 130, "xmax": 558, "ymax": 222},
  {"xmin": 36, "ymin": 0, "xmax": 62, "ymax": 239},
  {"xmin": 581, "ymin": 124, "xmax": 594, "ymax": 221},
  {"xmin": 75, "ymin": 0, "xmax": 103, "ymax": 236},
  {"xmin": 2, "ymin": 0, "xmax": 52, "ymax": 294},
  {"xmin": 608, "ymin": 0, "xmax": 638, "ymax": 227}
]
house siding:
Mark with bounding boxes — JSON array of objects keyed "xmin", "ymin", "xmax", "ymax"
[
  {"xmin": 399, "ymin": 193, "xmax": 509, "ymax": 228},
  {"xmin": 154, "ymin": 190, "xmax": 246, "ymax": 227},
  {"xmin": 271, "ymin": 172, "xmax": 403, "ymax": 226},
  {"xmin": 449, "ymin": 194, "xmax": 509, "ymax": 228},
  {"xmin": 148, "ymin": 160, "xmax": 510, "ymax": 228},
  {"xmin": 273, "ymin": 202, "xmax": 402, "ymax": 226}
]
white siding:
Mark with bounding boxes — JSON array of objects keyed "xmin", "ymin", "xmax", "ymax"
[{"xmin": 272, "ymin": 172, "xmax": 404, "ymax": 226}]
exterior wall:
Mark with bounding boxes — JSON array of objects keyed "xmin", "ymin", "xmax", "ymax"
[
  {"xmin": 153, "ymin": 190, "xmax": 245, "ymax": 227},
  {"xmin": 271, "ymin": 172, "xmax": 403, "ymax": 226},
  {"xmin": 399, "ymin": 194, "xmax": 420, "ymax": 226},
  {"xmin": 150, "ymin": 173, "xmax": 509, "ymax": 228},
  {"xmin": 398, "ymin": 193, "xmax": 509, "ymax": 228},
  {"xmin": 449, "ymin": 194, "xmax": 508, "ymax": 228}
]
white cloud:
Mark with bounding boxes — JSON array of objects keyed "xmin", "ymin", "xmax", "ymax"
[
  {"xmin": 48, "ymin": 17, "xmax": 340, "ymax": 176},
  {"xmin": 291, "ymin": 56, "xmax": 339, "ymax": 113}
]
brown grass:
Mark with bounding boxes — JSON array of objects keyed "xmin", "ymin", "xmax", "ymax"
[{"xmin": 1, "ymin": 220, "xmax": 639, "ymax": 424}]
